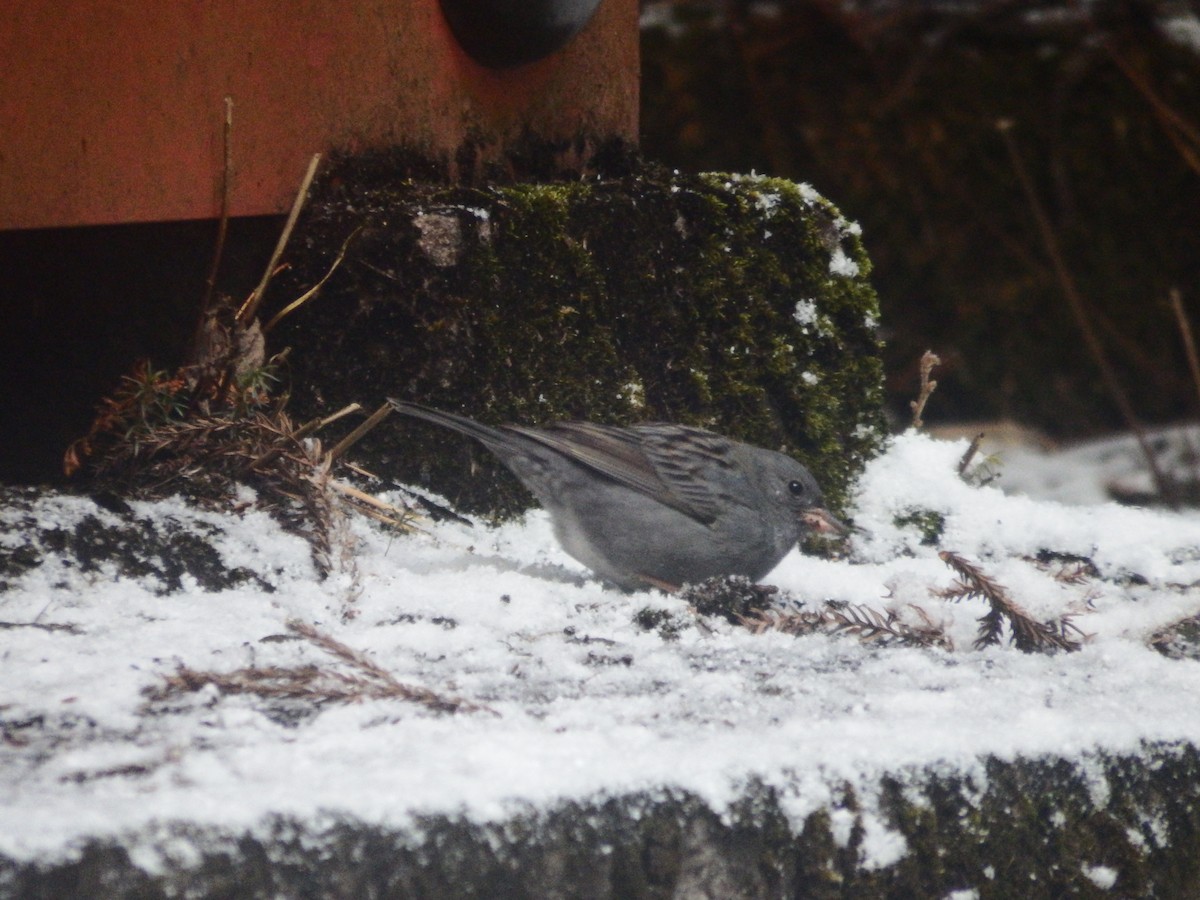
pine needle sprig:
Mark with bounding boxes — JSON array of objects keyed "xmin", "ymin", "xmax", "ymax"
[
  {"xmin": 145, "ymin": 620, "xmax": 495, "ymax": 716},
  {"xmin": 739, "ymin": 600, "xmax": 951, "ymax": 650},
  {"xmin": 938, "ymin": 551, "xmax": 1082, "ymax": 653}
]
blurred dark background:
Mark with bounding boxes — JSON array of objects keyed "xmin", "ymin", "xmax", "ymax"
[{"xmin": 639, "ymin": 0, "xmax": 1200, "ymax": 434}]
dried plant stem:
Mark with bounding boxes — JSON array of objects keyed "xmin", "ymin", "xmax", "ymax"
[
  {"xmin": 328, "ymin": 480, "xmax": 420, "ymax": 529},
  {"xmin": 239, "ymin": 152, "xmax": 322, "ymax": 325},
  {"xmin": 328, "ymin": 401, "xmax": 394, "ymax": 462},
  {"xmin": 957, "ymin": 432, "xmax": 985, "ymax": 476},
  {"xmin": 909, "ymin": 350, "xmax": 941, "ymax": 429},
  {"xmin": 248, "ymin": 403, "xmax": 362, "ymax": 474},
  {"xmin": 263, "ymin": 225, "xmax": 362, "ymax": 334},
  {"xmin": 998, "ymin": 121, "xmax": 1173, "ymax": 505},
  {"xmin": 1105, "ymin": 45, "xmax": 1200, "ymax": 178},
  {"xmin": 202, "ymin": 96, "xmax": 234, "ymax": 311},
  {"xmin": 0, "ymin": 621, "xmax": 82, "ymax": 635},
  {"xmin": 294, "ymin": 403, "xmax": 364, "ymax": 442},
  {"xmin": 1169, "ymin": 289, "xmax": 1200, "ymax": 416},
  {"xmin": 238, "ymin": 403, "xmax": 357, "ymax": 480}
]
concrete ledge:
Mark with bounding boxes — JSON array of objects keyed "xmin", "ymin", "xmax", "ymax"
[{"xmin": 4, "ymin": 746, "xmax": 1198, "ymax": 897}]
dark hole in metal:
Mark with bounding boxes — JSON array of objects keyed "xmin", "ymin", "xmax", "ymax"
[{"xmin": 438, "ymin": 0, "xmax": 604, "ymax": 69}]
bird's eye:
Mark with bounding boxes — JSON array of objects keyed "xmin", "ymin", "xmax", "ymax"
[{"xmin": 788, "ymin": 480, "xmax": 805, "ymax": 496}]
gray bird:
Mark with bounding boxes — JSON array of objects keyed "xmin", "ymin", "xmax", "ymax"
[{"xmin": 388, "ymin": 400, "xmax": 846, "ymax": 591}]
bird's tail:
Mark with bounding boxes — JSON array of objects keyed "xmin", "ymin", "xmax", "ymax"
[{"xmin": 387, "ymin": 399, "xmax": 515, "ymax": 451}]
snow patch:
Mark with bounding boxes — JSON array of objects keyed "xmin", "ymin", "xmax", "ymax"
[
  {"xmin": 829, "ymin": 246, "xmax": 860, "ymax": 278},
  {"xmin": 4, "ymin": 428, "xmax": 1200, "ymax": 865}
]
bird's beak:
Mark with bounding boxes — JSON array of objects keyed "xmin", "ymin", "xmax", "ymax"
[{"xmin": 801, "ymin": 507, "xmax": 850, "ymax": 536}]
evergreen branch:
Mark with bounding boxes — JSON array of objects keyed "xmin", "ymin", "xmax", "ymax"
[{"xmin": 938, "ymin": 550, "xmax": 1081, "ymax": 653}]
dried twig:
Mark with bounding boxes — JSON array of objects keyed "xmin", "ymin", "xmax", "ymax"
[
  {"xmin": 74, "ymin": 396, "xmax": 418, "ymax": 575},
  {"xmin": 1170, "ymin": 289, "xmax": 1200, "ymax": 417},
  {"xmin": 201, "ymin": 96, "xmax": 234, "ymax": 312},
  {"xmin": 328, "ymin": 479, "xmax": 421, "ymax": 530},
  {"xmin": 909, "ymin": 350, "xmax": 941, "ymax": 429},
  {"xmin": 957, "ymin": 432, "xmax": 985, "ymax": 476},
  {"xmin": 292, "ymin": 403, "xmax": 363, "ymax": 443},
  {"xmin": 0, "ymin": 621, "xmax": 83, "ymax": 635},
  {"xmin": 262, "ymin": 225, "xmax": 362, "ymax": 334},
  {"xmin": 298, "ymin": 443, "xmax": 337, "ymax": 576},
  {"xmin": 245, "ymin": 402, "xmax": 361, "ymax": 473},
  {"xmin": 1105, "ymin": 44, "xmax": 1200, "ymax": 178},
  {"xmin": 238, "ymin": 152, "xmax": 322, "ymax": 325},
  {"xmin": 938, "ymin": 550, "xmax": 1081, "ymax": 653},
  {"xmin": 327, "ymin": 401, "xmax": 394, "ymax": 462},
  {"xmin": 998, "ymin": 120, "xmax": 1173, "ymax": 506},
  {"xmin": 62, "ymin": 155, "xmax": 408, "ymax": 579}
]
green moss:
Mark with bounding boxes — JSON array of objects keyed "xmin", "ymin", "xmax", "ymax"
[
  {"xmin": 272, "ymin": 163, "xmax": 886, "ymax": 518},
  {"xmin": 631, "ymin": 607, "xmax": 687, "ymax": 641},
  {"xmin": 643, "ymin": 11, "xmax": 1200, "ymax": 435},
  {"xmin": 895, "ymin": 509, "xmax": 947, "ymax": 546}
]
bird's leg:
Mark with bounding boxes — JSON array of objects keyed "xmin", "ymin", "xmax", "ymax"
[{"xmin": 635, "ymin": 573, "xmax": 682, "ymax": 593}]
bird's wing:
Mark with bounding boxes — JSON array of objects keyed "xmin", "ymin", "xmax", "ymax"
[
  {"xmin": 634, "ymin": 424, "xmax": 740, "ymax": 523},
  {"xmin": 504, "ymin": 421, "xmax": 728, "ymax": 525}
]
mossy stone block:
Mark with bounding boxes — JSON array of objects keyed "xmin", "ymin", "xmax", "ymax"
[
  {"xmin": 5, "ymin": 745, "xmax": 1199, "ymax": 897},
  {"xmin": 272, "ymin": 167, "xmax": 885, "ymax": 517}
]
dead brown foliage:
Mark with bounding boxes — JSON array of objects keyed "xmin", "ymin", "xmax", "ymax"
[
  {"xmin": 146, "ymin": 619, "xmax": 494, "ymax": 716},
  {"xmin": 938, "ymin": 550, "xmax": 1084, "ymax": 653},
  {"xmin": 740, "ymin": 600, "xmax": 951, "ymax": 650}
]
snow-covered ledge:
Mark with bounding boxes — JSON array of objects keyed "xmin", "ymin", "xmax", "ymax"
[{"xmin": 4, "ymin": 432, "xmax": 1200, "ymax": 895}]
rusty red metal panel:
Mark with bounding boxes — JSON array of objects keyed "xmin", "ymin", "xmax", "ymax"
[{"xmin": 0, "ymin": 0, "xmax": 638, "ymax": 230}]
